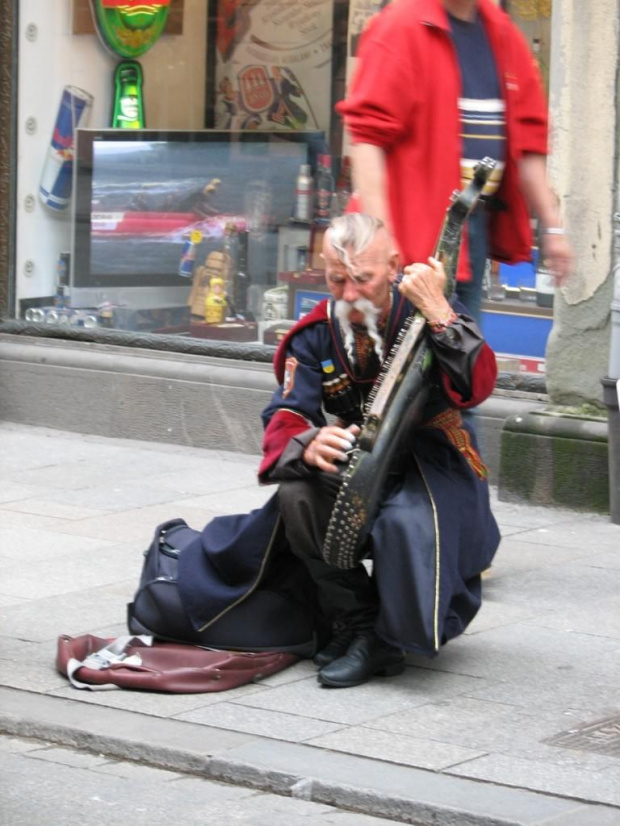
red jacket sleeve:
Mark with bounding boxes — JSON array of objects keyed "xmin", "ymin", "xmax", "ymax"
[
  {"xmin": 258, "ymin": 409, "xmax": 311, "ymax": 482},
  {"xmin": 440, "ymin": 343, "xmax": 498, "ymax": 409}
]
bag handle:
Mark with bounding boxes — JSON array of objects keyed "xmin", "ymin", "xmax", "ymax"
[{"xmin": 66, "ymin": 635, "xmax": 153, "ymax": 690}]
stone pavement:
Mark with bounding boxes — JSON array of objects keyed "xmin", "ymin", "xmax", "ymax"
[{"xmin": 0, "ymin": 421, "xmax": 619, "ymax": 826}]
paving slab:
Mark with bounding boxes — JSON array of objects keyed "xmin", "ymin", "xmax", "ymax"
[
  {"xmin": 48, "ymin": 681, "xmax": 269, "ymax": 718},
  {"xmin": 176, "ymin": 700, "xmax": 346, "ymax": 742},
  {"xmin": 488, "ymin": 535, "xmax": 600, "ymax": 572},
  {"xmin": 405, "ymin": 624, "xmax": 620, "ymax": 691},
  {"xmin": 305, "ymin": 726, "xmax": 487, "ymax": 770},
  {"xmin": 505, "ymin": 521, "xmax": 620, "ymax": 553},
  {"xmin": 484, "ymin": 561, "xmax": 620, "ymax": 612},
  {"xmin": 363, "ymin": 696, "xmax": 620, "ymax": 769},
  {"xmin": 131, "ymin": 463, "xmax": 260, "ymax": 496},
  {"xmin": 164, "ymin": 485, "xmax": 274, "ymax": 514},
  {"xmin": 0, "ymin": 594, "xmax": 28, "ymax": 609},
  {"xmin": 447, "ymin": 752, "xmax": 620, "ymax": 808},
  {"xmin": 37, "ymin": 502, "xmax": 220, "ymax": 543},
  {"xmin": 520, "ymin": 595, "xmax": 620, "ymax": 640},
  {"xmin": 0, "ymin": 497, "xmax": 109, "ymax": 521},
  {"xmin": 231, "ymin": 664, "xmax": 493, "ymax": 725},
  {"xmin": 0, "ymin": 526, "xmax": 117, "ymax": 564},
  {"xmin": 462, "ymin": 599, "xmax": 543, "ymax": 635},
  {"xmin": 0, "ymin": 581, "xmax": 135, "ymax": 643},
  {"xmin": 2, "ymin": 543, "xmax": 143, "ymax": 600},
  {"xmin": 22, "ymin": 481, "xmax": 197, "ymax": 513},
  {"xmin": 0, "ymin": 482, "xmax": 54, "ymax": 505}
]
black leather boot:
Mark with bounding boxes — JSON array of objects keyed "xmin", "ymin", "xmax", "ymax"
[
  {"xmin": 313, "ymin": 627, "xmax": 356, "ymax": 667},
  {"xmin": 318, "ymin": 630, "xmax": 405, "ymax": 688}
]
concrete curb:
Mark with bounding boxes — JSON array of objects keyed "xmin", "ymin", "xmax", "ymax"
[
  {"xmin": 499, "ymin": 408, "xmax": 610, "ymax": 512},
  {"xmin": 0, "ymin": 687, "xmax": 614, "ymax": 826}
]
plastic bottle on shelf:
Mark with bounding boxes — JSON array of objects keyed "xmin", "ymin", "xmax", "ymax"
[
  {"xmin": 314, "ymin": 154, "xmax": 334, "ymax": 224},
  {"xmin": 336, "ymin": 156, "xmax": 352, "ymax": 213},
  {"xmin": 329, "ymin": 191, "xmax": 341, "ymax": 219},
  {"xmin": 222, "ymin": 222, "xmax": 239, "ymax": 303},
  {"xmin": 233, "ymin": 230, "xmax": 250, "ymax": 316},
  {"xmin": 293, "ymin": 163, "xmax": 313, "ymax": 222},
  {"xmin": 54, "ymin": 252, "xmax": 71, "ymax": 308},
  {"xmin": 205, "ymin": 277, "xmax": 227, "ymax": 324}
]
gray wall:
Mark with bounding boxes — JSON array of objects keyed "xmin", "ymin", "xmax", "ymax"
[{"xmin": 0, "ymin": 334, "xmax": 545, "ymax": 482}]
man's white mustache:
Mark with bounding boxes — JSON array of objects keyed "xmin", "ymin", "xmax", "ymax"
[{"xmin": 334, "ymin": 298, "xmax": 384, "ymax": 363}]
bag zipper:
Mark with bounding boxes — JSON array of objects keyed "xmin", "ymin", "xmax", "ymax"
[{"xmin": 159, "ymin": 542, "xmax": 180, "ymax": 559}]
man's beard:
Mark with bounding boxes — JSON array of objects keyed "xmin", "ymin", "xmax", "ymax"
[{"xmin": 334, "ymin": 298, "xmax": 384, "ymax": 365}]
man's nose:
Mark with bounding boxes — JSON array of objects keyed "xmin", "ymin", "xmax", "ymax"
[{"xmin": 342, "ymin": 278, "xmax": 360, "ymax": 302}]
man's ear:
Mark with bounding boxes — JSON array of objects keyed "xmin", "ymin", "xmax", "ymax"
[{"xmin": 387, "ymin": 250, "xmax": 400, "ymax": 282}]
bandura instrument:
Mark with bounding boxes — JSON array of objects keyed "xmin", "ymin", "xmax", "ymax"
[{"xmin": 322, "ymin": 157, "xmax": 496, "ymax": 569}]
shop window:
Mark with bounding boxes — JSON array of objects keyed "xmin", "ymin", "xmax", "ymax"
[
  {"xmin": 11, "ymin": 0, "xmax": 553, "ymax": 367},
  {"xmin": 15, "ymin": 0, "xmax": 382, "ymax": 347}
]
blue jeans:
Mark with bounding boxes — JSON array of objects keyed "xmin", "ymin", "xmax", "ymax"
[
  {"xmin": 455, "ymin": 210, "xmax": 489, "ymax": 434},
  {"xmin": 455, "ymin": 210, "xmax": 489, "ymax": 323}
]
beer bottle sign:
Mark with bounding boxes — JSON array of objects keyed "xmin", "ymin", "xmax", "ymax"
[
  {"xmin": 90, "ymin": 0, "xmax": 171, "ymax": 58},
  {"xmin": 112, "ymin": 60, "xmax": 145, "ymax": 128}
]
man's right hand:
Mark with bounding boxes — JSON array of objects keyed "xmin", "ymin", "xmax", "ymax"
[{"xmin": 303, "ymin": 424, "xmax": 360, "ymax": 473}]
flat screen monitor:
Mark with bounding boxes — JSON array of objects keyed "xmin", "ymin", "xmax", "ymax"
[{"xmin": 71, "ymin": 129, "xmax": 324, "ymax": 312}]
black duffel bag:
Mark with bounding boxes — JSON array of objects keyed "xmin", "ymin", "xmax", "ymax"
[{"xmin": 127, "ymin": 518, "xmax": 320, "ymax": 658}]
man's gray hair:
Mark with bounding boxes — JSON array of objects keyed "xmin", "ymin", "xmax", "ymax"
[{"xmin": 327, "ymin": 214, "xmax": 385, "ymax": 269}]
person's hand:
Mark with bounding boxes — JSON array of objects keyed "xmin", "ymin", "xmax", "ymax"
[
  {"xmin": 541, "ymin": 233, "xmax": 573, "ymax": 286},
  {"xmin": 303, "ymin": 424, "xmax": 360, "ymax": 473},
  {"xmin": 398, "ymin": 257, "xmax": 451, "ymax": 322}
]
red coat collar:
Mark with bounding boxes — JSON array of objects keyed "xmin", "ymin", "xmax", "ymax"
[{"xmin": 273, "ymin": 300, "xmax": 329, "ymax": 384}]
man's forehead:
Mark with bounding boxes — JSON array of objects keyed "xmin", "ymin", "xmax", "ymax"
[{"xmin": 326, "ymin": 245, "xmax": 386, "ymax": 269}]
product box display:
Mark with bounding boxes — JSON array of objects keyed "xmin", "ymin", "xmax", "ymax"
[
  {"xmin": 278, "ymin": 269, "xmax": 330, "ymax": 319},
  {"xmin": 262, "ymin": 320, "xmax": 295, "ymax": 345},
  {"xmin": 189, "ymin": 320, "xmax": 258, "ymax": 342}
]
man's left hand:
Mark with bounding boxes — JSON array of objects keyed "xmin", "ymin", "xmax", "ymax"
[
  {"xmin": 399, "ymin": 257, "xmax": 452, "ymax": 322},
  {"xmin": 541, "ymin": 233, "xmax": 573, "ymax": 286}
]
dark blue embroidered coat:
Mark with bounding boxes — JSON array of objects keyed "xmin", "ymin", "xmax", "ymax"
[{"xmin": 179, "ymin": 288, "xmax": 500, "ymax": 656}]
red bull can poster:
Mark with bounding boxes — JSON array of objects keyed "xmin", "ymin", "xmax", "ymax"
[{"xmin": 40, "ymin": 86, "xmax": 94, "ymax": 212}]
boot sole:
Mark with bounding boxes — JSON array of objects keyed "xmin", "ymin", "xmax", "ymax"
[{"xmin": 318, "ymin": 660, "xmax": 405, "ymax": 688}]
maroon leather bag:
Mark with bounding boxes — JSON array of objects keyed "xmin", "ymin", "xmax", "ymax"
[{"xmin": 56, "ymin": 634, "xmax": 298, "ymax": 693}]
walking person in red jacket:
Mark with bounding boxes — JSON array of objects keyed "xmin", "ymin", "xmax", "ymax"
[{"xmin": 338, "ymin": 0, "xmax": 572, "ymax": 321}]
